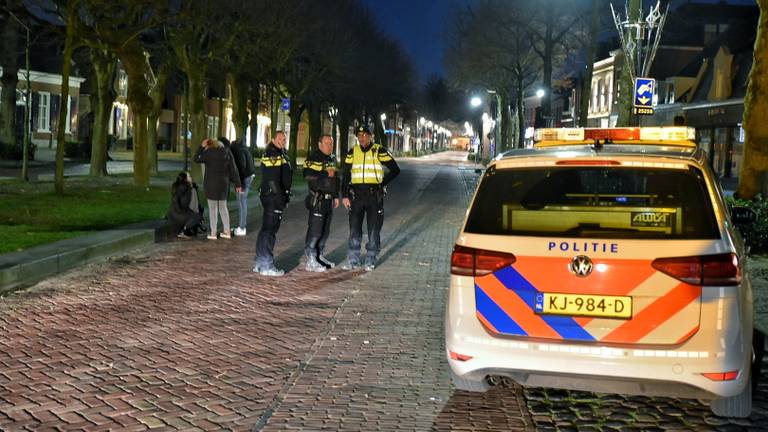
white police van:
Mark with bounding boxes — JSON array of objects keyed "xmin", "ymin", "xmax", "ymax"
[{"xmin": 446, "ymin": 127, "xmax": 757, "ymax": 417}]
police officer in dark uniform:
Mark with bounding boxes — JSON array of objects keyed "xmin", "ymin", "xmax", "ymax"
[
  {"xmin": 303, "ymin": 134, "xmax": 340, "ymax": 272},
  {"xmin": 341, "ymin": 125, "xmax": 400, "ymax": 271},
  {"xmin": 253, "ymin": 131, "xmax": 292, "ymax": 276}
]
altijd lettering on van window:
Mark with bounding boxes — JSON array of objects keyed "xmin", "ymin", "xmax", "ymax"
[
  {"xmin": 631, "ymin": 212, "xmax": 673, "ymax": 228},
  {"xmin": 548, "ymin": 241, "xmax": 619, "ymax": 254}
]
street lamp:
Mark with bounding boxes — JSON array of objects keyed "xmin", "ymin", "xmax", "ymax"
[
  {"xmin": 536, "ymin": 89, "xmax": 546, "ymax": 98},
  {"xmin": 470, "ymin": 96, "xmax": 482, "ymax": 108}
]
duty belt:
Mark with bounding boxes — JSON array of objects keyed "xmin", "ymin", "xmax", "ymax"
[
  {"xmin": 312, "ymin": 191, "xmax": 335, "ymax": 199},
  {"xmin": 351, "ymin": 184, "xmax": 382, "ymax": 194}
]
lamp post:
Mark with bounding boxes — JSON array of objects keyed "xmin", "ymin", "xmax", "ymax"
[{"xmin": 7, "ymin": 10, "xmax": 31, "ymax": 181}]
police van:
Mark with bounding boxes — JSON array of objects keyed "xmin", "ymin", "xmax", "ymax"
[{"xmin": 445, "ymin": 127, "xmax": 757, "ymax": 418}]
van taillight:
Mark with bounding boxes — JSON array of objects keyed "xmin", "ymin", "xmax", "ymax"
[
  {"xmin": 451, "ymin": 245, "xmax": 516, "ymax": 277},
  {"xmin": 651, "ymin": 253, "xmax": 740, "ymax": 286}
]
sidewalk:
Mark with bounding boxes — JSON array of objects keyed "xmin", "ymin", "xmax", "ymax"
[{"xmin": 0, "ymin": 175, "xmax": 308, "ymax": 294}]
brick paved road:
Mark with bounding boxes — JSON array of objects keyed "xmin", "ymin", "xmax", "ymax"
[{"xmin": 0, "ymin": 151, "xmax": 767, "ymax": 431}]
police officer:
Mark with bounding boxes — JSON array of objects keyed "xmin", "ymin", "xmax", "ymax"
[
  {"xmin": 303, "ymin": 134, "xmax": 340, "ymax": 272},
  {"xmin": 253, "ymin": 131, "xmax": 292, "ymax": 276},
  {"xmin": 341, "ymin": 125, "xmax": 400, "ymax": 271}
]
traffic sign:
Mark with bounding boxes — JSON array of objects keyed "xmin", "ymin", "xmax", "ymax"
[
  {"xmin": 633, "ymin": 78, "xmax": 655, "ymax": 115},
  {"xmin": 280, "ymin": 98, "xmax": 290, "ymax": 112}
]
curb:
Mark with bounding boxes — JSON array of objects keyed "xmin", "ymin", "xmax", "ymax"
[
  {"xmin": 0, "ymin": 183, "xmax": 310, "ymax": 296},
  {"xmin": 0, "ymin": 223, "xmax": 161, "ymax": 295}
]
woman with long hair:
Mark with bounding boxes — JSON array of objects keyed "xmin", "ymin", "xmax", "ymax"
[{"xmin": 194, "ymin": 138, "xmax": 241, "ymax": 239}]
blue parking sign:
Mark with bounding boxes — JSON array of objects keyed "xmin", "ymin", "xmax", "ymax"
[{"xmin": 634, "ymin": 78, "xmax": 655, "ymax": 108}]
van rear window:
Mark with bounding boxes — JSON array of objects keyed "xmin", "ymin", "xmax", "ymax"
[{"xmin": 465, "ymin": 166, "xmax": 720, "ymax": 239}]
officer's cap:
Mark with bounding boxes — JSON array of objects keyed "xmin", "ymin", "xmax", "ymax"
[{"xmin": 357, "ymin": 125, "xmax": 372, "ymax": 135}]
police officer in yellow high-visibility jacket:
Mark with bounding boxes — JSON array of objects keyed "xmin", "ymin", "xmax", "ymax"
[{"xmin": 340, "ymin": 125, "xmax": 400, "ymax": 271}]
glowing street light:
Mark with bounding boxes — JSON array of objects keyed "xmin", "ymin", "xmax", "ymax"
[
  {"xmin": 536, "ymin": 89, "xmax": 546, "ymax": 98},
  {"xmin": 470, "ymin": 96, "xmax": 482, "ymax": 107},
  {"xmin": 380, "ymin": 113, "xmax": 387, "ymax": 121}
]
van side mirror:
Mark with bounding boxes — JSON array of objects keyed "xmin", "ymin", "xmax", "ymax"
[{"xmin": 731, "ymin": 206, "xmax": 757, "ymax": 225}]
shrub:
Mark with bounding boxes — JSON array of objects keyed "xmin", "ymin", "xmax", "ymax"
[
  {"xmin": 726, "ymin": 194, "xmax": 768, "ymax": 254},
  {"xmin": 0, "ymin": 141, "xmax": 36, "ymax": 161}
]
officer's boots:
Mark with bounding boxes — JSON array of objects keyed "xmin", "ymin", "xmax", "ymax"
[
  {"xmin": 318, "ymin": 255, "xmax": 336, "ymax": 269},
  {"xmin": 305, "ymin": 253, "xmax": 327, "ymax": 273}
]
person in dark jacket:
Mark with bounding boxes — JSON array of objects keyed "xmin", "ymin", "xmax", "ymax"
[
  {"xmin": 230, "ymin": 139, "xmax": 257, "ymax": 236},
  {"xmin": 167, "ymin": 171, "xmax": 204, "ymax": 238},
  {"xmin": 194, "ymin": 138, "xmax": 241, "ymax": 239},
  {"xmin": 253, "ymin": 131, "xmax": 292, "ymax": 276},
  {"xmin": 303, "ymin": 134, "xmax": 340, "ymax": 272}
]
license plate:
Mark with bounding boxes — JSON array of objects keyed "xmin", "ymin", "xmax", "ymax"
[{"xmin": 534, "ymin": 293, "xmax": 632, "ymax": 319}]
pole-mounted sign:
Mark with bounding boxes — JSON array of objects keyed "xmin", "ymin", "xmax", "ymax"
[{"xmin": 633, "ymin": 78, "xmax": 655, "ymax": 115}]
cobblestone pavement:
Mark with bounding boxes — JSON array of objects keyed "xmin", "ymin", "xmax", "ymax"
[{"xmin": 0, "ymin": 151, "xmax": 767, "ymax": 431}]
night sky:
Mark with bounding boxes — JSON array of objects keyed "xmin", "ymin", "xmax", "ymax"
[
  {"xmin": 362, "ymin": 0, "xmax": 756, "ymax": 83},
  {"xmin": 361, "ymin": 0, "xmax": 477, "ymax": 83}
]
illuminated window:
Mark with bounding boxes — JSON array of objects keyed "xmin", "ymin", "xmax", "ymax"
[{"xmin": 38, "ymin": 92, "xmax": 50, "ymax": 132}]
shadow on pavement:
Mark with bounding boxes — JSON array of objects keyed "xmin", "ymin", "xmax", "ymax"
[{"xmin": 434, "ymin": 329, "xmax": 768, "ymax": 431}]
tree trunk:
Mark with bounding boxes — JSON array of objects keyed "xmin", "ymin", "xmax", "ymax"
[
  {"xmin": 736, "ymin": 0, "xmax": 768, "ymax": 199},
  {"xmin": 146, "ymin": 117, "xmax": 159, "ymax": 175},
  {"xmin": 500, "ymin": 94, "xmax": 512, "ymax": 152},
  {"xmin": 218, "ymin": 80, "xmax": 226, "ymax": 138},
  {"xmin": 270, "ymin": 86, "xmax": 279, "ymax": 137},
  {"xmin": 118, "ymin": 43, "xmax": 153, "ymax": 188},
  {"xmin": 187, "ymin": 71, "xmax": 206, "ymax": 183},
  {"xmin": 516, "ymin": 75, "xmax": 526, "ymax": 148},
  {"xmin": 89, "ymin": 50, "xmax": 116, "ymax": 176},
  {"xmin": 288, "ymin": 101, "xmax": 303, "ymax": 167},
  {"xmin": 308, "ymin": 102, "xmax": 321, "ymax": 153},
  {"xmin": 130, "ymin": 110, "xmax": 149, "ymax": 187},
  {"xmin": 248, "ymin": 84, "xmax": 261, "ymax": 148},
  {"xmin": 579, "ymin": 0, "xmax": 600, "ymax": 127},
  {"xmin": 0, "ymin": 16, "xmax": 19, "ymax": 148},
  {"xmin": 147, "ymin": 64, "xmax": 170, "ymax": 176},
  {"xmin": 55, "ymin": 0, "xmax": 78, "ymax": 195},
  {"xmin": 229, "ymin": 74, "xmax": 249, "ymax": 142}
]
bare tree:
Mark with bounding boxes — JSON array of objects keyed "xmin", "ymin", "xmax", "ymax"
[{"xmin": 446, "ymin": 0, "xmax": 539, "ymax": 150}]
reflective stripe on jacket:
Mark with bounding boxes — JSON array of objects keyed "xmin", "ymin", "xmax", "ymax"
[{"xmin": 345, "ymin": 144, "xmax": 390, "ymax": 185}]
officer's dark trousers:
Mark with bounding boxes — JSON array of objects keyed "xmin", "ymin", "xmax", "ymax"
[
  {"xmin": 347, "ymin": 187, "xmax": 384, "ymax": 264},
  {"xmin": 304, "ymin": 195, "xmax": 333, "ymax": 257},
  {"xmin": 254, "ymin": 195, "xmax": 284, "ymax": 268}
]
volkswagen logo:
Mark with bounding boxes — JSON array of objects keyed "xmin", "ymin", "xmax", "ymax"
[{"xmin": 570, "ymin": 255, "xmax": 593, "ymax": 277}]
